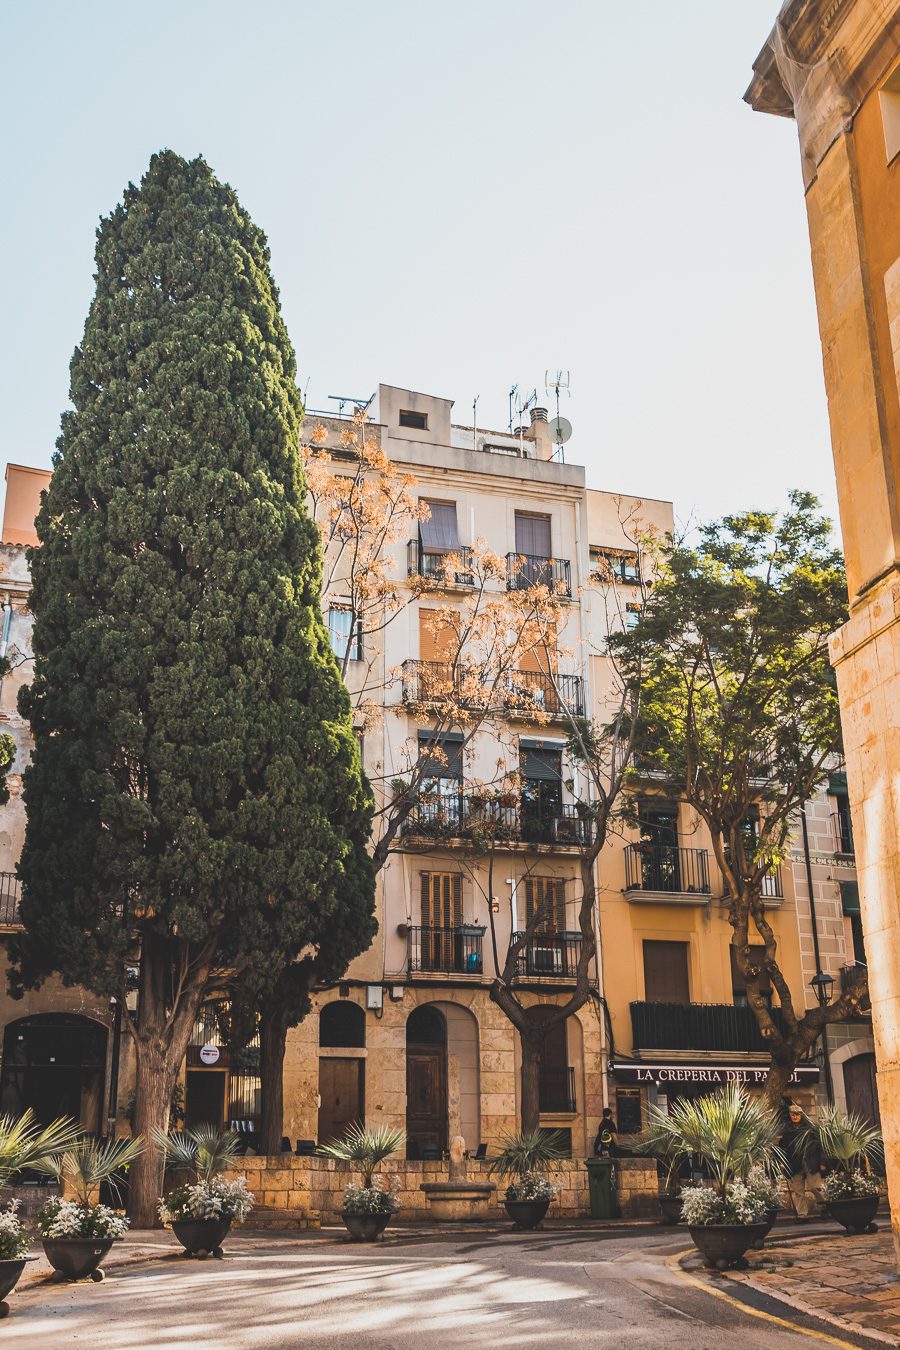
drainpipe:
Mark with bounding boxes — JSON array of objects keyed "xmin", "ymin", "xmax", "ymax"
[
  {"xmin": 801, "ymin": 806, "xmax": 834, "ymax": 1105},
  {"xmin": 0, "ymin": 597, "xmax": 12, "ymax": 661}
]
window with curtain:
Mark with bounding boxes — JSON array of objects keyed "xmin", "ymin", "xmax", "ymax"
[
  {"xmin": 420, "ymin": 501, "xmax": 460, "ymax": 554},
  {"xmin": 328, "ymin": 606, "xmax": 361, "ymax": 661}
]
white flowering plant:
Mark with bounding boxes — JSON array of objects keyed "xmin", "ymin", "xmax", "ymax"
[
  {"xmin": 342, "ymin": 1182, "xmax": 400, "ymax": 1217},
  {"xmin": 158, "ymin": 1175, "xmax": 254, "ymax": 1226},
  {"xmin": 0, "ymin": 1200, "xmax": 29, "ymax": 1260},
  {"xmin": 37, "ymin": 1198, "xmax": 129, "ymax": 1240},
  {"xmin": 743, "ymin": 1163, "xmax": 780, "ymax": 1213},
  {"xmin": 679, "ymin": 1180, "xmax": 768, "ymax": 1227},
  {"xmin": 505, "ymin": 1174, "xmax": 558, "ymax": 1204},
  {"xmin": 821, "ymin": 1168, "xmax": 880, "ymax": 1202}
]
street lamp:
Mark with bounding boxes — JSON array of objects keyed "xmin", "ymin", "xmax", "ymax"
[{"xmin": 810, "ymin": 970, "xmax": 835, "ymax": 1007}]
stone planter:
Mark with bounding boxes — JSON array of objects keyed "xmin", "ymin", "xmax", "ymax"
[
  {"xmin": 341, "ymin": 1210, "xmax": 392, "ymax": 1241},
  {"xmin": 687, "ymin": 1222, "xmax": 766, "ymax": 1270},
  {"xmin": 824, "ymin": 1194, "xmax": 880, "ymax": 1234},
  {"xmin": 658, "ymin": 1194, "xmax": 683, "ymax": 1225},
  {"xmin": 420, "ymin": 1181, "xmax": 495, "ymax": 1221},
  {"xmin": 0, "ymin": 1257, "xmax": 34, "ymax": 1316},
  {"xmin": 42, "ymin": 1237, "xmax": 114, "ymax": 1282},
  {"xmin": 504, "ymin": 1199, "xmax": 550, "ymax": 1230},
  {"xmin": 752, "ymin": 1207, "xmax": 779, "ymax": 1248},
  {"xmin": 171, "ymin": 1217, "xmax": 232, "ymax": 1257}
]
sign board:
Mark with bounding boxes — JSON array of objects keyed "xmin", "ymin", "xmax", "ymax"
[
  {"xmin": 612, "ymin": 1061, "xmax": 819, "ymax": 1086},
  {"xmin": 199, "ymin": 1043, "xmax": 220, "ymax": 1066}
]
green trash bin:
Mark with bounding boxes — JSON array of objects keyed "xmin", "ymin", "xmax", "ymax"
[{"xmin": 584, "ymin": 1157, "xmax": 617, "ymax": 1219}]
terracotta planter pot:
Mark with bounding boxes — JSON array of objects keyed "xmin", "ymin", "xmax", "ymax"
[
  {"xmin": 687, "ymin": 1222, "xmax": 766, "ymax": 1270},
  {"xmin": 341, "ymin": 1211, "xmax": 392, "ymax": 1241},
  {"xmin": 42, "ymin": 1237, "xmax": 114, "ymax": 1282},
  {"xmin": 824, "ymin": 1194, "xmax": 879, "ymax": 1234},
  {"xmin": 171, "ymin": 1218, "xmax": 232, "ymax": 1257},
  {"xmin": 658, "ymin": 1195, "xmax": 683, "ymax": 1225},
  {"xmin": 0, "ymin": 1257, "xmax": 33, "ymax": 1316},
  {"xmin": 504, "ymin": 1199, "xmax": 550, "ymax": 1230}
]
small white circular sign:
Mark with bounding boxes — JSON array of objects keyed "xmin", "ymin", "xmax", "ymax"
[{"xmin": 199, "ymin": 1043, "xmax": 220, "ymax": 1065}]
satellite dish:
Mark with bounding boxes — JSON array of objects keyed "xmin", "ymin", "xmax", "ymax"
[{"xmin": 549, "ymin": 416, "xmax": 572, "ymax": 445}]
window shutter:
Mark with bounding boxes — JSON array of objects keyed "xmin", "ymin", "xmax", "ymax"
[
  {"xmin": 452, "ymin": 874, "xmax": 462, "ymax": 927},
  {"xmin": 421, "ymin": 873, "xmax": 432, "ymax": 928},
  {"xmin": 524, "ymin": 878, "xmax": 535, "ymax": 926},
  {"xmin": 554, "ymin": 879, "xmax": 566, "ymax": 929}
]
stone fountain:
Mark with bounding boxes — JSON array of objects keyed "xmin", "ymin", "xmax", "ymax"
[{"xmin": 420, "ymin": 1136, "xmax": 495, "ymax": 1221}]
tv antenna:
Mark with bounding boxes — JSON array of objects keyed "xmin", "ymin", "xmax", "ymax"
[
  {"xmin": 327, "ymin": 392, "xmax": 375, "ymax": 418},
  {"xmin": 545, "ymin": 370, "xmax": 572, "ymax": 460}
]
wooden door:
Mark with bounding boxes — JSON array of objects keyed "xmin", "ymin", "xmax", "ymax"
[
  {"xmin": 406, "ymin": 1046, "xmax": 447, "ymax": 1154},
  {"xmin": 317, "ymin": 1058, "xmax": 364, "ymax": 1145},
  {"xmin": 843, "ymin": 1053, "xmax": 880, "ymax": 1126},
  {"xmin": 185, "ymin": 1070, "xmax": 226, "ymax": 1130}
]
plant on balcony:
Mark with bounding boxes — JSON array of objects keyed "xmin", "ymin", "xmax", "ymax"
[
  {"xmin": 612, "ymin": 492, "xmax": 865, "ymax": 1107},
  {"xmin": 801, "ymin": 1108, "xmax": 883, "ymax": 1233},
  {"xmin": 35, "ymin": 1136, "xmax": 143, "ymax": 1281},
  {"xmin": 648, "ymin": 1085, "xmax": 781, "ymax": 1268},
  {"xmin": 489, "ymin": 1128, "xmax": 564, "ymax": 1230},
  {"xmin": 157, "ymin": 1127, "xmax": 252, "ymax": 1256},
  {"xmin": 319, "ymin": 1124, "xmax": 405, "ymax": 1241}
]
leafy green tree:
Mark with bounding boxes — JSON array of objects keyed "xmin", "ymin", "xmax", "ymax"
[
  {"xmin": 612, "ymin": 492, "xmax": 864, "ymax": 1106},
  {"xmin": 9, "ymin": 151, "xmax": 375, "ymax": 1224}
]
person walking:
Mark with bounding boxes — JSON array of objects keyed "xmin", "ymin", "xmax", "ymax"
[
  {"xmin": 780, "ymin": 1101, "xmax": 822, "ymax": 1219},
  {"xmin": 594, "ymin": 1107, "xmax": 618, "ymax": 1158}
]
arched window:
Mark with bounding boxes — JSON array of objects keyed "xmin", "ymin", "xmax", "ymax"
[{"xmin": 320, "ymin": 1001, "xmax": 366, "ymax": 1049}]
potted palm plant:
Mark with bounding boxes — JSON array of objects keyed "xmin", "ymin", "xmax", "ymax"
[
  {"xmin": 157, "ymin": 1128, "xmax": 254, "ymax": 1257},
  {"xmin": 35, "ymin": 1136, "xmax": 143, "ymax": 1281},
  {"xmin": 0, "ymin": 1110, "xmax": 81, "ymax": 1312},
  {"xmin": 650, "ymin": 1085, "xmax": 781, "ymax": 1270},
  {"xmin": 803, "ymin": 1108, "xmax": 883, "ymax": 1234},
  {"xmin": 489, "ymin": 1129, "xmax": 564, "ymax": 1230},
  {"xmin": 318, "ymin": 1124, "xmax": 404, "ymax": 1241}
]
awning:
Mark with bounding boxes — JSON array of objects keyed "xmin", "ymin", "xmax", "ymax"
[
  {"xmin": 840, "ymin": 881, "xmax": 860, "ymax": 916},
  {"xmin": 420, "ymin": 501, "xmax": 460, "ymax": 552},
  {"xmin": 612, "ymin": 1061, "xmax": 819, "ymax": 1086}
]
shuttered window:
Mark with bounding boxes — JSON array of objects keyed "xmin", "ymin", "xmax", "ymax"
[
  {"xmin": 524, "ymin": 877, "xmax": 567, "ymax": 931},
  {"xmin": 420, "ymin": 500, "xmax": 460, "ymax": 553},
  {"xmin": 420, "ymin": 873, "xmax": 463, "ymax": 929},
  {"xmin": 419, "ymin": 608, "xmax": 459, "ymax": 663},
  {"xmin": 642, "ymin": 940, "xmax": 690, "ymax": 1004}
]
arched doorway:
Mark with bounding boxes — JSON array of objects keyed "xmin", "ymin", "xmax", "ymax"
[
  {"xmin": 0, "ymin": 1014, "xmax": 107, "ymax": 1133},
  {"xmin": 406, "ymin": 1005, "xmax": 447, "ymax": 1158},
  {"xmin": 843, "ymin": 1052, "xmax": 880, "ymax": 1126},
  {"xmin": 318, "ymin": 1002, "xmax": 366, "ymax": 1145}
]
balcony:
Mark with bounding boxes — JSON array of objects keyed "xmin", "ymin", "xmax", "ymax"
[
  {"xmin": 506, "ymin": 553, "xmax": 572, "ymax": 598},
  {"xmin": 539, "ymin": 1066, "xmax": 577, "ymax": 1114},
  {"xmin": 624, "ymin": 843, "xmax": 711, "ymax": 901},
  {"xmin": 504, "ymin": 670, "xmax": 585, "ymax": 720},
  {"xmin": 833, "ymin": 814, "xmax": 855, "ymax": 858},
  {"xmin": 512, "ymin": 931, "xmax": 583, "ymax": 980},
  {"xmin": 401, "ymin": 794, "xmax": 518, "ymax": 844},
  {"xmin": 520, "ymin": 802, "xmax": 592, "ymax": 847},
  {"xmin": 0, "ymin": 874, "xmax": 21, "ymax": 927},
  {"xmin": 630, "ymin": 1001, "xmax": 787, "ymax": 1054},
  {"xmin": 760, "ymin": 867, "xmax": 784, "ymax": 901},
  {"xmin": 839, "ymin": 962, "xmax": 868, "ymax": 996},
  {"xmin": 407, "ymin": 925, "xmax": 484, "ymax": 976},
  {"xmin": 407, "ymin": 541, "xmax": 475, "ymax": 588}
]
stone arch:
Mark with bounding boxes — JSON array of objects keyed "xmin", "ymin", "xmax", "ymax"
[
  {"xmin": 829, "ymin": 1035, "xmax": 876, "ymax": 1115},
  {"xmin": 319, "ymin": 1001, "xmax": 366, "ymax": 1048}
]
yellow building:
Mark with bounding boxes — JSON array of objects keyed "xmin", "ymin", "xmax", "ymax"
[{"xmin": 747, "ymin": 0, "xmax": 900, "ymax": 1257}]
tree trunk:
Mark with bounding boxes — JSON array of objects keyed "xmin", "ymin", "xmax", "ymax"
[
  {"xmin": 128, "ymin": 1040, "xmax": 178, "ymax": 1227},
  {"xmin": 259, "ymin": 1009, "xmax": 289, "ymax": 1156},
  {"xmin": 520, "ymin": 1032, "xmax": 543, "ymax": 1134}
]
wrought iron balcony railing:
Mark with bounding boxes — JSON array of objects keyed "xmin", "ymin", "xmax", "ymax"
[
  {"xmin": 624, "ymin": 843, "xmax": 711, "ymax": 896},
  {"xmin": 504, "ymin": 670, "xmax": 584, "ymax": 719},
  {"xmin": 0, "ymin": 874, "xmax": 21, "ymax": 927},
  {"xmin": 506, "ymin": 553, "xmax": 572, "ymax": 597},
  {"xmin": 407, "ymin": 541, "xmax": 475, "ymax": 587},
  {"xmin": 833, "ymin": 814, "xmax": 855, "ymax": 857},
  {"xmin": 407, "ymin": 925, "xmax": 484, "ymax": 976},
  {"xmin": 520, "ymin": 802, "xmax": 593, "ymax": 847},
  {"xmin": 512, "ymin": 932, "xmax": 583, "ymax": 979},
  {"xmin": 630, "ymin": 1001, "xmax": 787, "ymax": 1053},
  {"xmin": 760, "ymin": 867, "xmax": 784, "ymax": 900},
  {"xmin": 401, "ymin": 795, "xmax": 518, "ymax": 843},
  {"xmin": 539, "ymin": 1066, "xmax": 577, "ymax": 1113},
  {"xmin": 839, "ymin": 962, "xmax": 868, "ymax": 995}
]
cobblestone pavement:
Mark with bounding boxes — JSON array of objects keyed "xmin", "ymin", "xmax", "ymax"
[{"xmin": 726, "ymin": 1231, "xmax": 900, "ymax": 1344}]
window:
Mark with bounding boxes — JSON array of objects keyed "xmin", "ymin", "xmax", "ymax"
[
  {"xmin": 418, "ymin": 607, "xmax": 459, "ymax": 663},
  {"xmin": 329, "ymin": 606, "xmax": 362, "ymax": 661},
  {"xmin": 730, "ymin": 945, "xmax": 771, "ymax": 1008},
  {"xmin": 624, "ymin": 603, "xmax": 641, "ymax": 630},
  {"xmin": 642, "ymin": 940, "xmax": 690, "ymax": 1004},
  {"xmin": 400, "ymin": 409, "xmax": 428, "ymax": 430},
  {"xmin": 616, "ymin": 1087, "xmax": 643, "ymax": 1134},
  {"xmin": 524, "ymin": 876, "xmax": 567, "ymax": 931},
  {"xmin": 515, "ymin": 511, "xmax": 551, "ymax": 558},
  {"xmin": 319, "ymin": 1001, "xmax": 366, "ymax": 1048},
  {"xmin": 590, "ymin": 549, "xmax": 641, "ymax": 585},
  {"xmin": 418, "ymin": 733, "xmax": 462, "ymax": 822},
  {"xmin": 420, "ymin": 500, "xmax": 460, "ymax": 555},
  {"xmin": 520, "ymin": 746, "xmax": 563, "ymax": 828},
  {"xmin": 420, "ymin": 872, "xmax": 462, "ymax": 929},
  {"xmin": 879, "ymin": 65, "xmax": 900, "ymax": 164}
]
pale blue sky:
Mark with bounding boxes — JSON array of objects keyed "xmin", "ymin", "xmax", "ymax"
[{"xmin": 1, "ymin": 1, "xmax": 834, "ymax": 534}]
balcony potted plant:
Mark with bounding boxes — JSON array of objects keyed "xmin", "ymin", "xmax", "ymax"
[
  {"xmin": 803, "ymin": 1108, "xmax": 883, "ymax": 1234},
  {"xmin": 158, "ymin": 1127, "xmax": 253, "ymax": 1256},
  {"xmin": 319, "ymin": 1124, "xmax": 405, "ymax": 1241},
  {"xmin": 649, "ymin": 1085, "xmax": 780, "ymax": 1269},
  {"xmin": 36, "ymin": 1136, "xmax": 143, "ymax": 1281},
  {"xmin": 0, "ymin": 1110, "xmax": 82, "ymax": 1312},
  {"xmin": 489, "ymin": 1129, "xmax": 565, "ymax": 1230}
]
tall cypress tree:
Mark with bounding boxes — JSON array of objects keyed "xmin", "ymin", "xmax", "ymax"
[{"xmin": 10, "ymin": 152, "xmax": 375, "ymax": 1224}]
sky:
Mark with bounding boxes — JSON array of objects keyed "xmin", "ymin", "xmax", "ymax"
[{"xmin": 0, "ymin": 1, "xmax": 837, "ymax": 537}]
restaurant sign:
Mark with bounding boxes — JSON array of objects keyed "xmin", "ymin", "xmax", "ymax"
[{"xmin": 612, "ymin": 1062, "xmax": 819, "ymax": 1086}]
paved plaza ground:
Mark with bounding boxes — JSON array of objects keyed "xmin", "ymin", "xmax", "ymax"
[{"xmin": 2, "ymin": 1222, "xmax": 897, "ymax": 1349}]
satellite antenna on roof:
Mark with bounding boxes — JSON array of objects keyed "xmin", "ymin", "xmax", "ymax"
[{"xmin": 544, "ymin": 370, "xmax": 572, "ymax": 461}]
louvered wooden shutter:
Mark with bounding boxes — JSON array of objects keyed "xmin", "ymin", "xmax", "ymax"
[
  {"xmin": 452, "ymin": 873, "xmax": 462, "ymax": 927},
  {"xmin": 421, "ymin": 873, "xmax": 462, "ymax": 928},
  {"xmin": 421, "ymin": 873, "xmax": 432, "ymax": 928},
  {"xmin": 553, "ymin": 879, "xmax": 566, "ymax": 929},
  {"xmin": 524, "ymin": 878, "xmax": 535, "ymax": 927}
]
